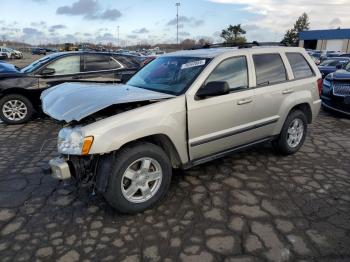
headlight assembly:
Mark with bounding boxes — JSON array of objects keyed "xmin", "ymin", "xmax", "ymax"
[
  {"xmin": 323, "ymin": 79, "xmax": 331, "ymax": 87},
  {"xmin": 58, "ymin": 127, "xmax": 93, "ymax": 155}
]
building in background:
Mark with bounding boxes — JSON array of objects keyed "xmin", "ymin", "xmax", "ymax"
[{"xmin": 299, "ymin": 28, "xmax": 350, "ymax": 52}]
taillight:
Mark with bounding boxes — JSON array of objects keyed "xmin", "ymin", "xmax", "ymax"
[{"xmin": 317, "ymin": 78, "xmax": 323, "ymax": 96}]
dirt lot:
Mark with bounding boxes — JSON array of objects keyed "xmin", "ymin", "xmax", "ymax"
[{"xmin": 0, "ymin": 55, "xmax": 349, "ymax": 261}]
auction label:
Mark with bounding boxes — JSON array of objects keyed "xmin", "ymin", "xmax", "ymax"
[{"xmin": 181, "ymin": 60, "xmax": 206, "ymax": 69}]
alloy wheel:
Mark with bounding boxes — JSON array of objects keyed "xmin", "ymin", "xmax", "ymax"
[
  {"xmin": 2, "ymin": 100, "xmax": 28, "ymax": 121},
  {"xmin": 287, "ymin": 118, "xmax": 304, "ymax": 148},
  {"xmin": 121, "ymin": 157, "xmax": 163, "ymax": 203}
]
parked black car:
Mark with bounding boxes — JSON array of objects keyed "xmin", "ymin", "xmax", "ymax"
[
  {"xmin": 32, "ymin": 48, "xmax": 47, "ymax": 55},
  {"xmin": 318, "ymin": 57, "xmax": 350, "ymax": 78},
  {"xmin": 0, "ymin": 51, "xmax": 151, "ymax": 124},
  {"xmin": 321, "ymin": 62, "xmax": 350, "ymax": 116}
]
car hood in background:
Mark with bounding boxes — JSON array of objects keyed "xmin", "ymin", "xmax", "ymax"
[
  {"xmin": 327, "ymin": 70, "xmax": 350, "ymax": 81},
  {"xmin": 0, "ymin": 62, "xmax": 21, "ymax": 76},
  {"xmin": 41, "ymin": 83, "xmax": 175, "ymax": 122},
  {"xmin": 318, "ymin": 66, "xmax": 336, "ymax": 72}
]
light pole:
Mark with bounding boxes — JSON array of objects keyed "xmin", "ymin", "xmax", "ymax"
[
  {"xmin": 117, "ymin": 26, "xmax": 120, "ymax": 48},
  {"xmin": 176, "ymin": 3, "xmax": 180, "ymax": 45}
]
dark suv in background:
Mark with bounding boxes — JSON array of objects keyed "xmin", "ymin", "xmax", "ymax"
[
  {"xmin": 322, "ymin": 62, "xmax": 350, "ymax": 116},
  {"xmin": 0, "ymin": 51, "xmax": 151, "ymax": 124}
]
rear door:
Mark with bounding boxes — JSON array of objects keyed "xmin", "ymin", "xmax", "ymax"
[
  {"xmin": 112, "ymin": 55, "xmax": 142, "ymax": 83},
  {"xmin": 80, "ymin": 54, "xmax": 121, "ymax": 83},
  {"xmin": 250, "ymin": 52, "xmax": 291, "ymax": 139}
]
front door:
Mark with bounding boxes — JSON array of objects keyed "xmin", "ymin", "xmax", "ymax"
[
  {"xmin": 187, "ymin": 56, "xmax": 257, "ymax": 160},
  {"xmin": 38, "ymin": 54, "xmax": 82, "ymax": 89}
]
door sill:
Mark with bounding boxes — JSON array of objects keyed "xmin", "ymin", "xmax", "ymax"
[{"xmin": 183, "ymin": 136, "xmax": 275, "ymax": 169}]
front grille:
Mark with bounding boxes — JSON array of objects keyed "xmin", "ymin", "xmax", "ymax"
[{"xmin": 333, "ymin": 82, "xmax": 350, "ymax": 97}]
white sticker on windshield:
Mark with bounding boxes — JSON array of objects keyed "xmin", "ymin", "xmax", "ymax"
[{"xmin": 181, "ymin": 60, "xmax": 206, "ymax": 69}]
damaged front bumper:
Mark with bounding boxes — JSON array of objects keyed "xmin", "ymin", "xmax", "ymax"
[
  {"xmin": 48, "ymin": 155, "xmax": 109, "ymax": 192},
  {"xmin": 49, "ymin": 157, "xmax": 72, "ymax": 180}
]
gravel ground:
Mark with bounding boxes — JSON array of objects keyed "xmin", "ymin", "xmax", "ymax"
[{"xmin": 0, "ymin": 54, "xmax": 349, "ymax": 261}]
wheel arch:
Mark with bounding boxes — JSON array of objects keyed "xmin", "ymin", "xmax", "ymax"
[
  {"xmin": 289, "ymin": 103, "xmax": 312, "ymax": 124},
  {"xmin": 0, "ymin": 88, "xmax": 41, "ymax": 110},
  {"xmin": 95, "ymin": 134, "xmax": 181, "ymax": 194},
  {"xmin": 120, "ymin": 134, "xmax": 182, "ymax": 168}
]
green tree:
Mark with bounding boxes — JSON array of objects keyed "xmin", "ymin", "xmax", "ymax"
[
  {"xmin": 282, "ymin": 12, "xmax": 310, "ymax": 46},
  {"xmin": 220, "ymin": 24, "xmax": 247, "ymax": 45}
]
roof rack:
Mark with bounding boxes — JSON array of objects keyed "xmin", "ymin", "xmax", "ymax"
[{"xmin": 189, "ymin": 41, "xmax": 287, "ymax": 50}]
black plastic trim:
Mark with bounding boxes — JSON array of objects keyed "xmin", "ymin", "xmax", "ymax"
[
  {"xmin": 190, "ymin": 118, "xmax": 278, "ymax": 147},
  {"xmin": 184, "ymin": 136, "xmax": 274, "ymax": 169}
]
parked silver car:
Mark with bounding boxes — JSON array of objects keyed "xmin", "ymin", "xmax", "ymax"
[{"xmin": 42, "ymin": 45, "xmax": 322, "ymax": 213}]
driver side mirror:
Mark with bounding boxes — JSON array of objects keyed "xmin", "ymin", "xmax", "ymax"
[
  {"xmin": 196, "ymin": 81, "xmax": 230, "ymax": 99},
  {"xmin": 40, "ymin": 68, "xmax": 55, "ymax": 76}
]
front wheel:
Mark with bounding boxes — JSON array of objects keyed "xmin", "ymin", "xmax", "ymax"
[
  {"xmin": 273, "ymin": 110, "xmax": 307, "ymax": 155},
  {"xmin": 0, "ymin": 94, "xmax": 34, "ymax": 124},
  {"xmin": 104, "ymin": 142, "xmax": 172, "ymax": 214}
]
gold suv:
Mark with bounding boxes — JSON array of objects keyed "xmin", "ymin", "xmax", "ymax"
[{"xmin": 42, "ymin": 45, "xmax": 322, "ymax": 213}]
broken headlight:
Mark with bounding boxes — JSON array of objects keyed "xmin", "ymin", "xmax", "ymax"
[{"xmin": 58, "ymin": 127, "xmax": 85, "ymax": 155}]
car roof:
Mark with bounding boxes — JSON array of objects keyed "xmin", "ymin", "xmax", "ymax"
[
  {"xmin": 45, "ymin": 51, "xmax": 142, "ymax": 58},
  {"xmin": 163, "ymin": 46, "xmax": 304, "ymax": 58}
]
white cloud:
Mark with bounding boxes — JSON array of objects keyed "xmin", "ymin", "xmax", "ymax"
[{"xmin": 208, "ymin": 0, "xmax": 350, "ymax": 34}]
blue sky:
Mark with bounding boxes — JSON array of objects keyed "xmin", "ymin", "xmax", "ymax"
[{"xmin": 1, "ymin": 0, "xmax": 349, "ymax": 45}]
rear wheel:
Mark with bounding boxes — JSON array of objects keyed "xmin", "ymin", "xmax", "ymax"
[
  {"xmin": 104, "ymin": 143, "xmax": 172, "ymax": 214},
  {"xmin": 273, "ymin": 110, "xmax": 307, "ymax": 155},
  {"xmin": 0, "ymin": 94, "xmax": 34, "ymax": 124}
]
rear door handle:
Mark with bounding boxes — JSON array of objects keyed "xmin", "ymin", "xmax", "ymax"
[
  {"xmin": 282, "ymin": 89, "xmax": 294, "ymax": 94},
  {"xmin": 237, "ymin": 98, "xmax": 253, "ymax": 105}
]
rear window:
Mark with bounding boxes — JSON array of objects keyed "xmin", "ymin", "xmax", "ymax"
[
  {"xmin": 253, "ymin": 54, "xmax": 287, "ymax": 86},
  {"xmin": 286, "ymin": 53, "xmax": 314, "ymax": 79}
]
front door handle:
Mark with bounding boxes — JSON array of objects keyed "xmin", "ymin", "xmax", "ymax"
[
  {"xmin": 237, "ymin": 98, "xmax": 253, "ymax": 105},
  {"xmin": 282, "ymin": 89, "xmax": 294, "ymax": 94}
]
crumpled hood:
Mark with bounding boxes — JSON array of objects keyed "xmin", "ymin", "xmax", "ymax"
[{"xmin": 41, "ymin": 82, "xmax": 175, "ymax": 122}]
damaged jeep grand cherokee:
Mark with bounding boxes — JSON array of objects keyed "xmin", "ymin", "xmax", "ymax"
[{"xmin": 42, "ymin": 45, "xmax": 322, "ymax": 214}]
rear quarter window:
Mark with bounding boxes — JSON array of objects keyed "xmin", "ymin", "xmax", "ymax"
[
  {"xmin": 286, "ymin": 53, "xmax": 314, "ymax": 79},
  {"xmin": 253, "ymin": 53, "xmax": 287, "ymax": 86}
]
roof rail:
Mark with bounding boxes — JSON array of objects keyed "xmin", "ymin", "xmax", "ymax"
[{"xmin": 189, "ymin": 41, "xmax": 287, "ymax": 50}]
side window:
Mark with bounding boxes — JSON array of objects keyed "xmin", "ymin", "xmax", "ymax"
[
  {"xmin": 113, "ymin": 56, "xmax": 137, "ymax": 68},
  {"xmin": 286, "ymin": 53, "xmax": 314, "ymax": 79},
  {"xmin": 253, "ymin": 54, "xmax": 287, "ymax": 86},
  {"xmin": 46, "ymin": 55, "xmax": 80, "ymax": 75},
  {"xmin": 84, "ymin": 55, "xmax": 121, "ymax": 72},
  {"xmin": 205, "ymin": 56, "xmax": 248, "ymax": 91}
]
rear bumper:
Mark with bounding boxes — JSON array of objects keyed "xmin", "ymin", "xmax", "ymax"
[{"xmin": 49, "ymin": 157, "xmax": 71, "ymax": 180}]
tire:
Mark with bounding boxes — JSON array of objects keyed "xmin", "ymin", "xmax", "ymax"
[
  {"xmin": 273, "ymin": 110, "xmax": 307, "ymax": 155},
  {"xmin": 0, "ymin": 94, "xmax": 34, "ymax": 124},
  {"xmin": 104, "ymin": 142, "xmax": 172, "ymax": 214}
]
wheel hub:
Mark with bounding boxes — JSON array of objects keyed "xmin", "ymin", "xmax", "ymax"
[
  {"xmin": 2, "ymin": 99, "xmax": 27, "ymax": 121},
  {"xmin": 121, "ymin": 157, "xmax": 163, "ymax": 203},
  {"xmin": 287, "ymin": 118, "xmax": 304, "ymax": 148}
]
